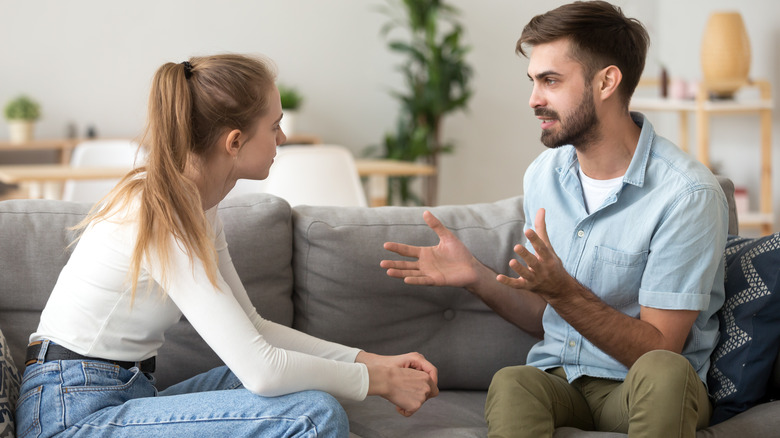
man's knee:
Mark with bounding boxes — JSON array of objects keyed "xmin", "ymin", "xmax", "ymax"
[
  {"xmin": 489, "ymin": 365, "xmax": 551, "ymax": 398},
  {"xmin": 627, "ymin": 350, "xmax": 698, "ymax": 393},
  {"xmin": 632, "ymin": 350, "xmax": 692, "ymax": 376}
]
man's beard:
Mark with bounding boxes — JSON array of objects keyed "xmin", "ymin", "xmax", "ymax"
[{"xmin": 536, "ymin": 86, "xmax": 600, "ymax": 150}]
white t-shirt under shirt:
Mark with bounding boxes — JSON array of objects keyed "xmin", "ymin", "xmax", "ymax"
[
  {"xmin": 31, "ymin": 199, "xmax": 369, "ymax": 400},
  {"xmin": 578, "ymin": 168, "xmax": 624, "ymax": 214}
]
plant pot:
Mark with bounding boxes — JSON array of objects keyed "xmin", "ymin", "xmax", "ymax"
[
  {"xmin": 8, "ymin": 120, "xmax": 35, "ymax": 143},
  {"xmin": 280, "ymin": 110, "xmax": 297, "ymax": 137}
]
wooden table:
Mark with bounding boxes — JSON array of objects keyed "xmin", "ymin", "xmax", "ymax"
[
  {"xmin": 355, "ymin": 159, "xmax": 436, "ymax": 206},
  {"xmin": 0, "ymin": 139, "xmax": 80, "ymax": 164},
  {"xmin": 0, "ymin": 159, "xmax": 436, "ymax": 207},
  {"xmin": 0, "ymin": 165, "xmax": 130, "ymax": 199}
]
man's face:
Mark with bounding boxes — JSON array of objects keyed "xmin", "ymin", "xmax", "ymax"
[{"xmin": 527, "ymin": 39, "xmax": 600, "ymax": 149}]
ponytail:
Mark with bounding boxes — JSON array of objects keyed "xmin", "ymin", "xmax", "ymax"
[{"xmin": 74, "ymin": 54, "xmax": 277, "ymax": 301}]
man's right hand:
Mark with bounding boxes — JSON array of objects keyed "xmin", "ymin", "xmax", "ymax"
[
  {"xmin": 381, "ymin": 211, "xmax": 481, "ymax": 288},
  {"xmin": 381, "ymin": 210, "xmax": 547, "ymax": 338}
]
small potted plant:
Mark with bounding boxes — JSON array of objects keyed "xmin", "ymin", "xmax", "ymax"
[
  {"xmin": 4, "ymin": 95, "xmax": 41, "ymax": 143},
  {"xmin": 278, "ymin": 84, "xmax": 303, "ymax": 136}
]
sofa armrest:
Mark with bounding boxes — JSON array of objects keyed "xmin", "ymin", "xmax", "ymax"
[{"xmin": 715, "ymin": 175, "xmax": 738, "ymax": 235}]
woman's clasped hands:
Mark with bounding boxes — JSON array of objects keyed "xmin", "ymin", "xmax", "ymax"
[{"xmin": 356, "ymin": 351, "xmax": 439, "ymax": 416}]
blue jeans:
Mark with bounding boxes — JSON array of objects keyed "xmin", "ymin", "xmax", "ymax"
[{"xmin": 16, "ymin": 342, "xmax": 349, "ymax": 438}]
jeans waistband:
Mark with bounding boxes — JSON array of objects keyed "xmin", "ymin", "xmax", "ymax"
[{"xmin": 26, "ymin": 341, "xmax": 156, "ymax": 373}]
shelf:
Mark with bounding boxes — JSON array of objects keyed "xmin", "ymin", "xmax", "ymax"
[
  {"xmin": 740, "ymin": 212, "xmax": 775, "ymax": 230},
  {"xmin": 631, "ymin": 79, "xmax": 774, "ymax": 235},
  {"xmin": 632, "ymin": 97, "xmax": 773, "ymax": 113}
]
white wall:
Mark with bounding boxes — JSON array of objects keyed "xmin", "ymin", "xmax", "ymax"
[{"xmin": 1, "ymin": 1, "xmax": 778, "ymax": 230}]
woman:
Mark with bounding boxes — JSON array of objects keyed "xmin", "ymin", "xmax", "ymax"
[{"xmin": 16, "ymin": 54, "xmax": 438, "ymax": 438}]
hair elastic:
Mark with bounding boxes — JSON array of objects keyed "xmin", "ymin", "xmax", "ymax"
[{"xmin": 181, "ymin": 61, "xmax": 193, "ymax": 79}]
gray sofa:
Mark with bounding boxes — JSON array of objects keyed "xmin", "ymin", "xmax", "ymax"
[{"xmin": 1, "ymin": 176, "xmax": 778, "ymax": 437}]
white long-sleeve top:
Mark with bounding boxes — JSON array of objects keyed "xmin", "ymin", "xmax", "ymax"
[{"xmin": 31, "ymin": 200, "xmax": 369, "ymax": 400}]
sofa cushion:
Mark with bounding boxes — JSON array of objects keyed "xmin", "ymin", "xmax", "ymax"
[
  {"xmin": 0, "ymin": 324, "xmax": 21, "ymax": 437},
  {"xmin": 0, "ymin": 194, "xmax": 294, "ymax": 390},
  {"xmin": 0, "ymin": 199, "xmax": 88, "ymax": 372},
  {"xmin": 341, "ymin": 391, "xmax": 488, "ymax": 438},
  {"xmin": 292, "ymin": 197, "xmax": 540, "ymax": 390},
  {"xmin": 707, "ymin": 233, "xmax": 780, "ymax": 424}
]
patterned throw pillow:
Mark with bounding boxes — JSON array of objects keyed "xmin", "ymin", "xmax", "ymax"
[
  {"xmin": 0, "ymin": 326, "xmax": 22, "ymax": 437},
  {"xmin": 707, "ymin": 233, "xmax": 780, "ymax": 425}
]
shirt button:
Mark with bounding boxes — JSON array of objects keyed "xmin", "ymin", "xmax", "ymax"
[
  {"xmin": 569, "ymin": 340, "xmax": 576, "ymax": 347},
  {"xmin": 577, "ymin": 230, "xmax": 585, "ymax": 238}
]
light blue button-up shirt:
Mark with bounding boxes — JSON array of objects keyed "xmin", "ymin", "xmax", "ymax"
[{"xmin": 524, "ymin": 113, "xmax": 728, "ymax": 384}]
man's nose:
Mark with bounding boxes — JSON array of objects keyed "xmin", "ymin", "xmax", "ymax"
[{"xmin": 528, "ymin": 85, "xmax": 544, "ymax": 109}]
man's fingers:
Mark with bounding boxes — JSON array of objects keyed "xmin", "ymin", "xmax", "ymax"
[
  {"xmin": 383, "ymin": 268, "xmax": 435, "ymax": 285},
  {"xmin": 496, "ymin": 273, "xmax": 527, "ymax": 289},
  {"xmin": 383, "ymin": 241, "xmax": 421, "ymax": 258},
  {"xmin": 404, "ymin": 276, "xmax": 435, "ymax": 286},
  {"xmin": 513, "ymin": 242, "xmax": 541, "ymax": 271},
  {"xmin": 533, "ymin": 208, "xmax": 552, "ymax": 246},
  {"xmin": 422, "ymin": 211, "xmax": 453, "ymax": 240},
  {"xmin": 380, "ymin": 260, "xmax": 418, "ymax": 270},
  {"xmin": 384, "ymin": 268, "xmax": 419, "ymax": 279},
  {"xmin": 524, "ymin": 229, "xmax": 553, "ymax": 261}
]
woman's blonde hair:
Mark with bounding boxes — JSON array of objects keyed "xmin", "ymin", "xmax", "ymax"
[{"xmin": 75, "ymin": 54, "xmax": 277, "ymax": 298}]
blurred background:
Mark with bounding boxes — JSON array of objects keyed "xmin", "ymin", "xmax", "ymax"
[{"xmin": 1, "ymin": 0, "xmax": 778, "ymax": 231}]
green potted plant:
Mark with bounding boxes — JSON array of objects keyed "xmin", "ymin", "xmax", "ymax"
[
  {"xmin": 370, "ymin": 0, "xmax": 473, "ymax": 206},
  {"xmin": 278, "ymin": 84, "xmax": 304, "ymax": 136},
  {"xmin": 4, "ymin": 95, "xmax": 41, "ymax": 143}
]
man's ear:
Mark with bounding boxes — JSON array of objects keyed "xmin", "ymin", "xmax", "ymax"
[
  {"xmin": 224, "ymin": 129, "xmax": 242, "ymax": 159},
  {"xmin": 597, "ymin": 65, "xmax": 622, "ymax": 101}
]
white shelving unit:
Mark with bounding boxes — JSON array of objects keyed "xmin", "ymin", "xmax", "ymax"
[{"xmin": 632, "ymin": 80, "xmax": 774, "ymax": 235}]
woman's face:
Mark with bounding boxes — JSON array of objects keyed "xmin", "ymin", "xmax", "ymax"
[{"xmin": 235, "ymin": 86, "xmax": 287, "ymax": 180}]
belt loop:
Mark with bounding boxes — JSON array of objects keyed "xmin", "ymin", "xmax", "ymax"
[{"xmin": 36, "ymin": 339, "xmax": 50, "ymax": 364}]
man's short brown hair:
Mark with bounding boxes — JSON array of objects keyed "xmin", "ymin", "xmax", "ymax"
[{"xmin": 517, "ymin": 1, "xmax": 649, "ymax": 109}]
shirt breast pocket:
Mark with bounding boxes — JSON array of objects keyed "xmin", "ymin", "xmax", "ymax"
[{"xmin": 589, "ymin": 246, "xmax": 648, "ymax": 310}]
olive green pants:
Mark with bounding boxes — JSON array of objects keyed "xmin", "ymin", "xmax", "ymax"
[{"xmin": 485, "ymin": 350, "xmax": 711, "ymax": 438}]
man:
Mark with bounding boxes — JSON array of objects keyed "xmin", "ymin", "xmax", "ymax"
[{"xmin": 380, "ymin": 1, "xmax": 728, "ymax": 437}]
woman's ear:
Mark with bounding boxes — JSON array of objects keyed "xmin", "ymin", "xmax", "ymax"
[
  {"xmin": 597, "ymin": 65, "xmax": 622, "ymax": 101},
  {"xmin": 223, "ymin": 129, "xmax": 242, "ymax": 159}
]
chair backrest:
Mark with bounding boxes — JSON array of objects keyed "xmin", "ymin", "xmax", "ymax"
[
  {"xmin": 225, "ymin": 178, "xmax": 269, "ymax": 200},
  {"xmin": 226, "ymin": 145, "xmax": 367, "ymax": 207},
  {"xmin": 62, "ymin": 140, "xmax": 144, "ymax": 203}
]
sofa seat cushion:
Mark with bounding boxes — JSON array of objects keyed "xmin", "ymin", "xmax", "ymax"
[
  {"xmin": 342, "ymin": 391, "xmax": 487, "ymax": 438},
  {"xmin": 292, "ymin": 197, "xmax": 540, "ymax": 390},
  {"xmin": 707, "ymin": 233, "xmax": 780, "ymax": 424}
]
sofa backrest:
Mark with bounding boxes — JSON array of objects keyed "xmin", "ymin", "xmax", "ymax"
[
  {"xmin": 0, "ymin": 175, "xmax": 746, "ymax": 393},
  {"xmin": 292, "ymin": 197, "xmax": 538, "ymax": 390},
  {"xmin": 289, "ymin": 175, "xmax": 741, "ymax": 391},
  {"xmin": 0, "ymin": 194, "xmax": 294, "ymax": 389}
]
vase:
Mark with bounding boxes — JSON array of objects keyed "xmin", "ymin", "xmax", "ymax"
[
  {"xmin": 700, "ymin": 11, "xmax": 751, "ymax": 99},
  {"xmin": 8, "ymin": 120, "xmax": 35, "ymax": 143}
]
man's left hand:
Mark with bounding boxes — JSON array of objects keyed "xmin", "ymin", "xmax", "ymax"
[{"xmin": 497, "ymin": 208, "xmax": 573, "ymax": 300}]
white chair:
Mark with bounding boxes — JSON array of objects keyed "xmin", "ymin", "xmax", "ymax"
[
  {"xmin": 225, "ymin": 178, "xmax": 269, "ymax": 200},
  {"xmin": 62, "ymin": 140, "xmax": 145, "ymax": 203},
  {"xmin": 227, "ymin": 145, "xmax": 367, "ymax": 207}
]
